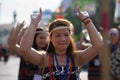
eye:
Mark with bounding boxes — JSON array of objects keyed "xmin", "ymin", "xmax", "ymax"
[
  {"xmin": 63, "ymin": 31, "xmax": 70, "ymax": 37},
  {"xmin": 64, "ymin": 33, "xmax": 70, "ymax": 37},
  {"xmin": 55, "ymin": 34, "xmax": 61, "ymax": 37},
  {"xmin": 39, "ymin": 36, "xmax": 43, "ymax": 39}
]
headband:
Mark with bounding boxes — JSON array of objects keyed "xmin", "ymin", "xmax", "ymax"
[
  {"xmin": 49, "ymin": 26, "xmax": 70, "ymax": 35},
  {"xmin": 35, "ymin": 31, "xmax": 49, "ymax": 35}
]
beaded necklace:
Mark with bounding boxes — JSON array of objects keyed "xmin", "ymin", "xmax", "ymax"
[{"xmin": 49, "ymin": 54, "xmax": 72, "ymax": 80}]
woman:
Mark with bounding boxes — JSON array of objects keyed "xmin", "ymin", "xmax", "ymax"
[
  {"xmin": 18, "ymin": 27, "xmax": 49, "ymax": 80},
  {"xmin": 108, "ymin": 28, "xmax": 120, "ymax": 80},
  {"xmin": 8, "ymin": 7, "xmax": 103, "ymax": 80}
]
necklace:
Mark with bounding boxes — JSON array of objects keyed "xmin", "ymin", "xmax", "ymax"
[
  {"xmin": 49, "ymin": 54, "xmax": 72, "ymax": 80},
  {"xmin": 49, "ymin": 55, "xmax": 53, "ymax": 80},
  {"xmin": 54, "ymin": 54, "xmax": 69, "ymax": 80}
]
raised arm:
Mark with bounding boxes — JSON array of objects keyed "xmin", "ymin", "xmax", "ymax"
[
  {"xmin": 78, "ymin": 29, "xmax": 91, "ymax": 50},
  {"xmin": 19, "ymin": 8, "xmax": 45, "ymax": 66},
  {"xmin": 76, "ymin": 6, "xmax": 103, "ymax": 66},
  {"xmin": 8, "ymin": 21, "xmax": 26, "ymax": 55}
]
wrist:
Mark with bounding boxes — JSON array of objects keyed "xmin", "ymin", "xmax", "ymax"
[
  {"xmin": 82, "ymin": 17, "xmax": 92, "ymax": 26},
  {"xmin": 29, "ymin": 22, "xmax": 38, "ymax": 31},
  {"xmin": 82, "ymin": 17, "xmax": 90, "ymax": 22},
  {"xmin": 30, "ymin": 21, "xmax": 38, "ymax": 27}
]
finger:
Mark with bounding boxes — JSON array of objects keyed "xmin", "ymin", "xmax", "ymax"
[
  {"xmin": 17, "ymin": 27, "xmax": 27, "ymax": 44},
  {"xmin": 9, "ymin": 27, "xmax": 19, "ymax": 48},
  {"xmin": 19, "ymin": 21, "xmax": 25, "ymax": 27},
  {"xmin": 76, "ymin": 6, "xmax": 83, "ymax": 19},
  {"xmin": 14, "ymin": 22, "xmax": 25, "ymax": 40},
  {"xmin": 37, "ymin": 8, "xmax": 42, "ymax": 20},
  {"xmin": 8, "ymin": 27, "xmax": 16, "ymax": 51},
  {"xmin": 22, "ymin": 21, "xmax": 26, "ymax": 25},
  {"xmin": 39, "ymin": 8, "xmax": 42, "ymax": 17},
  {"xmin": 15, "ymin": 22, "xmax": 25, "ymax": 34},
  {"xmin": 76, "ymin": 6, "xmax": 80, "ymax": 15},
  {"xmin": 8, "ymin": 22, "xmax": 25, "ymax": 52},
  {"xmin": 10, "ymin": 22, "xmax": 24, "ymax": 48}
]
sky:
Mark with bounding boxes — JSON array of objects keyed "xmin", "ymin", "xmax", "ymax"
[{"xmin": 0, "ymin": 0, "xmax": 61, "ymax": 24}]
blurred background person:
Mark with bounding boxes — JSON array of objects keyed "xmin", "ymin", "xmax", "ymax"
[
  {"xmin": 18, "ymin": 27, "xmax": 49, "ymax": 80},
  {"xmin": 108, "ymin": 27, "xmax": 120, "ymax": 80},
  {"xmin": 0, "ymin": 43, "xmax": 3, "ymax": 61}
]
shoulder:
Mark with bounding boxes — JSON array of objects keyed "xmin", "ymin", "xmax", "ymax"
[{"xmin": 73, "ymin": 51, "xmax": 82, "ymax": 66}]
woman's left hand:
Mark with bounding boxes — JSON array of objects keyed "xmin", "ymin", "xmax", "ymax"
[{"xmin": 76, "ymin": 6, "xmax": 90, "ymax": 21}]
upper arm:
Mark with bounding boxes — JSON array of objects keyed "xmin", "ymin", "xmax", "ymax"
[
  {"xmin": 76, "ymin": 45, "xmax": 99, "ymax": 66},
  {"xmin": 21, "ymin": 48, "xmax": 46, "ymax": 66}
]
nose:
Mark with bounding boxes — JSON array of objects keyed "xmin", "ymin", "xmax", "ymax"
[{"xmin": 60, "ymin": 36, "xmax": 66, "ymax": 41}]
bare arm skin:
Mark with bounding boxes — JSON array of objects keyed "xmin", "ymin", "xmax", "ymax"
[
  {"xmin": 8, "ymin": 21, "xmax": 25, "ymax": 55},
  {"xmin": 19, "ymin": 8, "xmax": 46, "ymax": 66},
  {"xmin": 8, "ymin": 8, "xmax": 46, "ymax": 67},
  {"xmin": 75, "ymin": 6, "xmax": 103, "ymax": 66}
]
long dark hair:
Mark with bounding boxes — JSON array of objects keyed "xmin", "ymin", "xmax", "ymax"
[
  {"xmin": 32, "ymin": 28, "xmax": 48, "ymax": 51},
  {"xmin": 47, "ymin": 19, "xmax": 76, "ymax": 66}
]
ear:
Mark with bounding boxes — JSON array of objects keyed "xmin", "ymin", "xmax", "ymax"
[{"xmin": 49, "ymin": 35, "xmax": 52, "ymax": 42}]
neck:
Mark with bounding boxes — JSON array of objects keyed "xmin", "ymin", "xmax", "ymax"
[
  {"xmin": 37, "ymin": 47, "xmax": 44, "ymax": 50},
  {"xmin": 111, "ymin": 40, "xmax": 118, "ymax": 45},
  {"xmin": 55, "ymin": 49, "xmax": 66, "ymax": 57}
]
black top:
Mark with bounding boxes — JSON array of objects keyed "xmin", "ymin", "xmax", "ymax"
[{"xmin": 38, "ymin": 66, "xmax": 81, "ymax": 80}]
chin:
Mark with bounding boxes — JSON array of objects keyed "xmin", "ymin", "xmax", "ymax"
[{"xmin": 59, "ymin": 46, "xmax": 68, "ymax": 50}]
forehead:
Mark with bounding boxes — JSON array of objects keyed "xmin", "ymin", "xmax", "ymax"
[{"xmin": 36, "ymin": 33, "xmax": 48, "ymax": 37}]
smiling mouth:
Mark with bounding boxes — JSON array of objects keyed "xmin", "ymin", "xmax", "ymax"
[{"xmin": 59, "ymin": 43, "xmax": 67, "ymax": 45}]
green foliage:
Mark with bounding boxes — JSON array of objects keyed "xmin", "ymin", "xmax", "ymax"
[
  {"xmin": 72, "ymin": 0, "xmax": 96, "ymax": 9},
  {"xmin": 50, "ymin": 0, "xmax": 117, "ymax": 41},
  {"xmin": 73, "ymin": 32, "xmax": 81, "ymax": 41},
  {"xmin": 64, "ymin": 0, "xmax": 97, "ymax": 41}
]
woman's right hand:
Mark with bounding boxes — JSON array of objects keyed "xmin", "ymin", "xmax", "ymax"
[{"xmin": 30, "ymin": 8, "xmax": 42, "ymax": 27}]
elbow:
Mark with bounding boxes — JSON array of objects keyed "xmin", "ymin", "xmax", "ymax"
[
  {"xmin": 19, "ymin": 46, "xmax": 30, "ymax": 55},
  {"xmin": 20, "ymin": 43, "xmax": 31, "ymax": 53},
  {"xmin": 19, "ymin": 47, "xmax": 30, "ymax": 61},
  {"xmin": 95, "ymin": 40, "xmax": 103, "ymax": 50}
]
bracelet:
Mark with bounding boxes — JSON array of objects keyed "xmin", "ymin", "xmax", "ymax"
[
  {"xmin": 83, "ymin": 19, "xmax": 92, "ymax": 26},
  {"xmin": 82, "ymin": 17, "xmax": 90, "ymax": 22}
]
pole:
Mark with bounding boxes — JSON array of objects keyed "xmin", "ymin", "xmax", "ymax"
[{"xmin": 99, "ymin": 0, "xmax": 112, "ymax": 80}]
